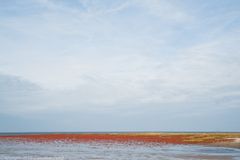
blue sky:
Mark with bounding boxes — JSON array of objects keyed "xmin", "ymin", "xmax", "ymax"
[{"xmin": 0, "ymin": 0, "xmax": 240, "ymax": 132}]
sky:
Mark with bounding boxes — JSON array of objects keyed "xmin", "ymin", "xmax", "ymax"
[{"xmin": 0, "ymin": 0, "xmax": 240, "ymax": 132}]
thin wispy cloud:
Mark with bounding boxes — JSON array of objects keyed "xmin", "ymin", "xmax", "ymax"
[{"xmin": 0, "ymin": 0, "xmax": 240, "ymax": 131}]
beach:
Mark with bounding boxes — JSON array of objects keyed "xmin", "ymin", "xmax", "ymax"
[
  {"xmin": 0, "ymin": 133, "xmax": 240, "ymax": 160},
  {"xmin": 0, "ymin": 132, "xmax": 240, "ymax": 148}
]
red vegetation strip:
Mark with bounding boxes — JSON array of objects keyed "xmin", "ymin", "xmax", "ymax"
[{"xmin": 0, "ymin": 134, "xmax": 230, "ymax": 145}]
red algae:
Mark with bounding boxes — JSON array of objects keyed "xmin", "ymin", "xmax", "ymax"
[{"xmin": 0, "ymin": 133, "xmax": 239, "ymax": 147}]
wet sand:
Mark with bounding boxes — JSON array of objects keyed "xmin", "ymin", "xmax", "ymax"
[
  {"xmin": 0, "ymin": 132, "xmax": 239, "ymax": 148},
  {"xmin": 177, "ymin": 155, "xmax": 233, "ymax": 160}
]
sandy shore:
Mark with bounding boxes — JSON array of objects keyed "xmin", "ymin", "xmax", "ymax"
[{"xmin": 0, "ymin": 132, "xmax": 239, "ymax": 148}]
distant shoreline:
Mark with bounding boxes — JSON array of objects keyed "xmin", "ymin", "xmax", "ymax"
[{"xmin": 0, "ymin": 131, "xmax": 239, "ymax": 135}]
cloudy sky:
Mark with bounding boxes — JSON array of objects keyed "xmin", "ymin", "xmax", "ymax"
[{"xmin": 0, "ymin": 0, "xmax": 240, "ymax": 132}]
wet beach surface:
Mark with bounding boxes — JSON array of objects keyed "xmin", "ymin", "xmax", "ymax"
[
  {"xmin": 0, "ymin": 140, "xmax": 240, "ymax": 160},
  {"xmin": 0, "ymin": 133, "xmax": 240, "ymax": 160}
]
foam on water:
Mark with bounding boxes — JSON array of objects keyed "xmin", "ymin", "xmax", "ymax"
[{"xmin": 0, "ymin": 140, "xmax": 240, "ymax": 160}]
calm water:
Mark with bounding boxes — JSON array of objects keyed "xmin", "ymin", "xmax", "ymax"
[{"xmin": 0, "ymin": 140, "xmax": 240, "ymax": 160}]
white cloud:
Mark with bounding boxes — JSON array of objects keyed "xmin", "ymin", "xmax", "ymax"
[
  {"xmin": 0, "ymin": 0, "xmax": 240, "ymax": 115},
  {"xmin": 134, "ymin": 0, "xmax": 192, "ymax": 22}
]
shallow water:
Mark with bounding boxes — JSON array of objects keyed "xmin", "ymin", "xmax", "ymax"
[{"xmin": 0, "ymin": 140, "xmax": 240, "ymax": 160}]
